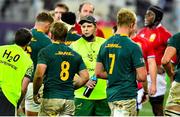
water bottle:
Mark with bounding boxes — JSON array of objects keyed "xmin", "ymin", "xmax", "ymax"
[{"xmin": 83, "ymin": 75, "xmax": 97, "ymax": 98}]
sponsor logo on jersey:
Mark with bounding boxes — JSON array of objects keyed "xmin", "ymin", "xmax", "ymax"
[
  {"xmin": 55, "ymin": 51, "xmax": 74, "ymax": 56},
  {"xmin": 105, "ymin": 44, "xmax": 122, "ymax": 48},
  {"xmin": 149, "ymin": 34, "xmax": 156, "ymax": 42}
]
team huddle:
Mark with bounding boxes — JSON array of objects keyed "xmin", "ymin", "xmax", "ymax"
[{"xmin": 0, "ymin": 1, "xmax": 180, "ymax": 116}]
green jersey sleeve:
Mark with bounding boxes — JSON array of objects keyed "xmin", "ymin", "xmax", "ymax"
[
  {"xmin": 37, "ymin": 48, "xmax": 49, "ymax": 65},
  {"xmin": 25, "ymin": 63, "xmax": 34, "ymax": 80},
  {"xmin": 131, "ymin": 44, "xmax": 145, "ymax": 68},
  {"xmin": 168, "ymin": 33, "xmax": 179, "ymax": 49}
]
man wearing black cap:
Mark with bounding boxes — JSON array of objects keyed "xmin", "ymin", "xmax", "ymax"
[
  {"xmin": 70, "ymin": 15, "xmax": 110, "ymax": 116},
  {"xmin": 136, "ymin": 5, "xmax": 172, "ymax": 116}
]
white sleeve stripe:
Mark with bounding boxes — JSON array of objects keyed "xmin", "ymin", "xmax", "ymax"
[{"xmin": 147, "ymin": 55, "xmax": 155, "ymax": 59}]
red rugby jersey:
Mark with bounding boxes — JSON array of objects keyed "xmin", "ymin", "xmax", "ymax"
[
  {"xmin": 137, "ymin": 24, "xmax": 172, "ymax": 66},
  {"xmin": 133, "ymin": 35, "xmax": 155, "ymax": 89}
]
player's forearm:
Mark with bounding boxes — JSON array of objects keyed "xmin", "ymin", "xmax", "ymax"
[
  {"xmin": 33, "ymin": 76, "xmax": 43, "ymax": 95},
  {"xmin": 163, "ymin": 62, "xmax": 174, "ymax": 82},
  {"xmin": 142, "ymin": 81, "xmax": 148, "ymax": 93},
  {"xmin": 148, "ymin": 60, "xmax": 157, "ymax": 87},
  {"xmin": 95, "ymin": 62, "xmax": 107, "ymax": 79},
  {"xmin": 74, "ymin": 70, "xmax": 89, "ymax": 89},
  {"xmin": 73, "ymin": 78, "xmax": 88, "ymax": 90},
  {"xmin": 17, "ymin": 77, "xmax": 30, "ymax": 108},
  {"xmin": 96, "ymin": 71, "xmax": 107, "ymax": 79}
]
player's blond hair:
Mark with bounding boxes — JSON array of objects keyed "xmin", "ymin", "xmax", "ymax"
[
  {"xmin": 117, "ymin": 8, "xmax": 136, "ymax": 27},
  {"xmin": 50, "ymin": 21, "xmax": 67, "ymax": 41}
]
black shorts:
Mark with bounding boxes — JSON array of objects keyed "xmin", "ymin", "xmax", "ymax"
[{"xmin": 0, "ymin": 89, "xmax": 15, "ymax": 116}]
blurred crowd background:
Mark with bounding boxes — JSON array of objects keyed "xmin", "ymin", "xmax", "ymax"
[{"xmin": 0, "ymin": 0, "xmax": 180, "ymax": 45}]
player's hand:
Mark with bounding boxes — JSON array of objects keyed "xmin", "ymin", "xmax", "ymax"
[
  {"xmin": 141, "ymin": 92, "xmax": 149, "ymax": 103},
  {"xmin": 85, "ymin": 80, "xmax": 96, "ymax": 89},
  {"xmin": 149, "ymin": 84, "xmax": 157, "ymax": 96},
  {"xmin": 157, "ymin": 66, "xmax": 165, "ymax": 74},
  {"xmin": 33, "ymin": 93, "xmax": 41, "ymax": 104}
]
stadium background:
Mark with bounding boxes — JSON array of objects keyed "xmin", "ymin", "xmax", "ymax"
[{"xmin": 0, "ymin": 0, "xmax": 178, "ymax": 115}]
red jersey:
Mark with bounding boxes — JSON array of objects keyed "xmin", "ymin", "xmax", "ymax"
[
  {"xmin": 74, "ymin": 22, "xmax": 105, "ymax": 38},
  {"xmin": 137, "ymin": 24, "xmax": 172, "ymax": 66},
  {"xmin": 133, "ymin": 35, "xmax": 155, "ymax": 89},
  {"xmin": 133, "ymin": 35, "xmax": 155, "ymax": 71}
]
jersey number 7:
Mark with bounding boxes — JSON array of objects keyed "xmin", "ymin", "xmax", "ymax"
[{"xmin": 109, "ymin": 54, "xmax": 115, "ymax": 74}]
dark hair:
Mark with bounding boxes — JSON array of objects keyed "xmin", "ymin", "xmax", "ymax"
[
  {"xmin": 15, "ymin": 28, "xmax": 32, "ymax": 46},
  {"xmin": 61, "ymin": 12, "xmax": 76, "ymax": 25},
  {"xmin": 36, "ymin": 11, "xmax": 54, "ymax": 23},
  {"xmin": 78, "ymin": 2, "xmax": 94, "ymax": 12},
  {"xmin": 112, "ymin": 25, "xmax": 117, "ymax": 33},
  {"xmin": 55, "ymin": 2, "xmax": 69, "ymax": 12},
  {"xmin": 50, "ymin": 22, "xmax": 67, "ymax": 41}
]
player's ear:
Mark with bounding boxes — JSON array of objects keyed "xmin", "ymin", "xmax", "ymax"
[
  {"xmin": 129, "ymin": 23, "xmax": 135, "ymax": 29},
  {"xmin": 48, "ymin": 32, "xmax": 52, "ymax": 38}
]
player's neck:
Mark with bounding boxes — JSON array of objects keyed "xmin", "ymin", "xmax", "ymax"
[
  {"xmin": 116, "ymin": 27, "xmax": 130, "ymax": 37},
  {"xmin": 34, "ymin": 24, "xmax": 46, "ymax": 33}
]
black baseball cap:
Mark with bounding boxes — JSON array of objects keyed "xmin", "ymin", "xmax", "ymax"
[{"xmin": 79, "ymin": 15, "xmax": 96, "ymax": 25}]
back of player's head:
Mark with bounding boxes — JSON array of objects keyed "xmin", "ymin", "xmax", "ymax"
[
  {"xmin": 54, "ymin": 2, "xmax": 69, "ymax": 12},
  {"xmin": 36, "ymin": 11, "xmax": 54, "ymax": 23},
  {"xmin": 50, "ymin": 21, "xmax": 67, "ymax": 41},
  {"xmin": 15, "ymin": 28, "xmax": 32, "ymax": 46},
  {"xmin": 61, "ymin": 12, "xmax": 76, "ymax": 25},
  {"xmin": 117, "ymin": 8, "xmax": 136, "ymax": 27},
  {"xmin": 148, "ymin": 5, "xmax": 163, "ymax": 25}
]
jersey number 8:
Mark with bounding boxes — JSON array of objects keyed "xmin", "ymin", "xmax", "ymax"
[{"xmin": 60, "ymin": 61, "xmax": 70, "ymax": 81}]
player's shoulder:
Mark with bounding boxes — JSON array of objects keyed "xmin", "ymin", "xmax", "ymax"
[
  {"xmin": 0, "ymin": 44, "xmax": 11, "ymax": 49},
  {"xmin": 170, "ymin": 32, "xmax": 180, "ymax": 41}
]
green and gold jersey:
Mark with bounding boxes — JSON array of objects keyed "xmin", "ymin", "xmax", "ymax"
[
  {"xmin": 64, "ymin": 32, "xmax": 81, "ymax": 46},
  {"xmin": 168, "ymin": 32, "xmax": 180, "ymax": 82},
  {"xmin": 37, "ymin": 43, "xmax": 86, "ymax": 99},
  {"xmin": 97, "ymin": 34, "xmax": 145, "ymax": 102},
  {"xmin": 26, "ymin": 28, "xmax": 51, "ymax": 81},
  {"xmin": 0, "ymin": 44, "xmax": 33, "ymax": 107},
  {"xmin": 70, "ymin": 37, "xmax": 107, "ymax": 100}
]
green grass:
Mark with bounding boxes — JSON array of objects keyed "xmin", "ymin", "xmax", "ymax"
[{"xmin": 139, "ymin": 75, "xmax": 171, "ymax": 116}]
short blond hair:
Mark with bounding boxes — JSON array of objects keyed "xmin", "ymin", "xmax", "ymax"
[
  {"xmin": 50, "ymin": 21, "xmax": 67, "ymax": 41},
  {"xmin": 117, "ymin": 8, "xmax": 136, "ymax": 27}
]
